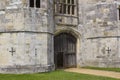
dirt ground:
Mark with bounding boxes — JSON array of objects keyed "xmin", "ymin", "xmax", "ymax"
[{"xmin": 65, "ymin": 68, "xmax": 120, "ymax": 79}]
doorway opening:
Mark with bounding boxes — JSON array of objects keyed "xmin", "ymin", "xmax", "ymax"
[{"xmin": 54, "ymin": 33, "xmax": 77, "ymax": 68}]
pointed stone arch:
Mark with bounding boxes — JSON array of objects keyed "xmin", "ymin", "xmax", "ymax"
[{"xmin": 54, "ymin": 28, "xmax": 81, "ymax": 68}]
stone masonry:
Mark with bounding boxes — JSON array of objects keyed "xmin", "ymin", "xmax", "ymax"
[
  {"xmin": 0, "ymin": 0, "xmax": 120, "ymax": 73},
  {"xmin": 0, "ymin": 0, "xmax": 54, "ymax": 73}
]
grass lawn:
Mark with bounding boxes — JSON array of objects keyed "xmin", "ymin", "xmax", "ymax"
[
  {"xmin": 0, "ymin": 70, "xmax": 119, "ymax": 80},
  {"xmin": 82, "ymin": 66, "xmax": 120, "ymax": 72}
]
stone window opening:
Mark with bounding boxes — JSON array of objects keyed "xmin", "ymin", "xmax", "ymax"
[
  {"xmin": 55, "ymin": 0, "xmax": 77, "ymax": 16},
  {"xmin": 117, "ymin": 6, "xmax": 120, "ymax": 20},
  {"xmin": 29, "ymin": 0, "xmax": 40, "ymax": 8},
  {"xmin": 119, "ymin": 7, "xmax": 120, "ymax": 20}
]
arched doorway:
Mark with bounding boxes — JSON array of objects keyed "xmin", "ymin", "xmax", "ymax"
[{"xmin": 54, "ymin": 33, "xmax": 77, "ymax": 68}]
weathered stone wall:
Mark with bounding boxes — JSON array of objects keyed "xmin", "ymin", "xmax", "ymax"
[
  {"xmin": 55, "ymin": 0, "xmax": 120, "ymax": 68},
  {"xmin": 77, "ymin": 0, "xmax": 120, "ymax": 67},
  {"xmin": 0, "ymin": 0, "xmax": 54, "ymax": 73},
  {"xmin": 1, "ymin": 0, "xmax": 120, "ymax": 73},
  {"xmin": 0, "ymin": 33, "xmax": 52, "ymax": 73}
]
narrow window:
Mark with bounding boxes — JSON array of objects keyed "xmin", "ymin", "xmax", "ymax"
[
  {"xmin": 71, "ymin": 0, "xmax": 74, "ymax": 4},
  {"xmin": 29, "ymin": 0, "xmax": 40, "ymax": 8},
  {"xmin": 118, "ymin": 6, "xmax": 120, "ymax": 20},
  {"xmin": 55, "ymin": 0, "xmax": 77, "ymax": 16},
  {"xmin": 72, "ymin": 6, "xmax": 75, "ymax": 15},
  {"xmin": 68, "ymin": 0, "xmax": 70, "ymax": 4},
  {"xmin": 59, "ymin": 4, "xmax": 63, "ymax": 13},
  {"xmin": 36, "ymin": 0, "xmax": 40, "ymax": 8},
  {"xmin": 30, "ymin": 0, "xmax": 34, "ymax": 7},
  {"xmin": 119, "ymin": 8, "xmax": 120, "ymax": 20},
  {"xmin": 68, "ymin": 5, "xmax": 71, "ymax": 14},
  {"xmin": 63, "ymin": 4, "xmax": 66, "ymax": 14}
]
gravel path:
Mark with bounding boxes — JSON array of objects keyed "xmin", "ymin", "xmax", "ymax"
[{"xmin": 65, "ymin": 68, "xmax": 120, "ymax": 79}]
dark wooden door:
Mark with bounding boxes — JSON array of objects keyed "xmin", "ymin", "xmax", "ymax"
[
  {"xmin": 54, "ymin": 33, "xmax": 77, "ymax": 68},
  {"xmin": 56, "ymin": 52, "xmax": 63, "ymax": 68}
]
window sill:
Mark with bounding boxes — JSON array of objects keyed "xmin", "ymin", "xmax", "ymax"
[
  {"xmin": 23, "ymin": 7, "xmax": 47, "ymax": 10},
  {"xmin": 54, "ymin": 14, "xmax": 78, "ymax": 18}
]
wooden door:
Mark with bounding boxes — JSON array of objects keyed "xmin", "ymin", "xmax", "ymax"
[{"xmin": 54, "ymin": 33, "xmax": 77, "ymax": 68}]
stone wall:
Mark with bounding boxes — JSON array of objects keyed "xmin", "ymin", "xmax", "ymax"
[
  {"xmin": 77, "ymin": 0, "xmax": 120, "ymax": 67},
  {"xmin": 0, "ymin": 0, "xmax": 54, "ymax": 73},
  {"xmin": 55, "ymin": 0, "xmax": 120, "ymax": 68},
  {"xmin": 1, "ymin": 0, "xmax": 120, "ymax": 73}
]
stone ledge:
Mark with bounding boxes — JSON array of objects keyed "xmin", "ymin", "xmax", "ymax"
[{"xmin": 0, "ymin": 64, "xmax": 55, "ymax": 74}]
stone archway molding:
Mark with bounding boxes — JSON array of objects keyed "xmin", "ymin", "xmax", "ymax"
[
  {"xmin": 54, "ymin": 27, "xmax": 81, "ymax": 68},
  {"xmin": 54, "ymin": 27, "xmax": 81, "ymax": 39}
]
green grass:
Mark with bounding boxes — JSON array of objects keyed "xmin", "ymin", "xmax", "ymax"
[
  {"xmin": 82, "ymin": 66, "xmax": 120, "ymax": 72},
  {"xmin": 0, "ymin": 70, "xmax": 119, "ymax": 80}
]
